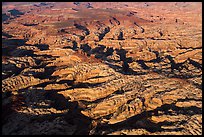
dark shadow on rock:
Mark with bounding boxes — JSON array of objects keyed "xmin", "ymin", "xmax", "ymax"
[
  {"xmin": 2, "ymin": 86, "xmax": 93, "ymax": 135},
  {"xmin": 188, "ymin": 58, "xmax": 202, "ymax": 70},
  {"xmin": 2, "ymin": 9, "xmax": 24, "ymax": 22},
  {"xmin": 23, "ymin": 23, "xmax": 38, "ymax": 26},
  {"xmin": 98, "ymin": 27, "xmax": 110, "ymax": 41},
  {"xmin": 2, "ymin": 13, "xmax": 10, "ymax": 22},
  {"xmin": 136, "ymin": 60, "xmax": 150, "ymax": 70},
  {"xmin": 10, "ymin": 49, "xmax": 34, "ymax": 57},
  {"xmin": 84, "ymin": 2, "xmax": 93, "ymax": 9},
  {"xmin": 2, "ymin": 63, "xmax": 24, "ymax": 79},
  {"xmin": 74, "ymin": 23, "xmax": 90, "ymax": 35},
  {"xmin": 37, "ymin": 66, "xmax": 57, "ymax": 79},
  {"xmin": 71, "ymin": 81, "xmax": 107, "ymax": 89},
  {"xmin": 90, "ymin": 44, "xmax": 106, "ymax": 55},
  {"xmin": 104, "ymin": 61, "xmax": 146, "ymax": 76},
  {"xmin": 33, "ymin": 2, "xmax": 49, "ymax": 7},
  {"xmin": 2, "ymin": 32, "xmax": 13, "ymax": 38},
  {"xmin": 75, "ymin": 43, "xmax": 145, "ymax": 75},
  {"xmin": 34, "ymin": 44, "xmax": 49, "ymax": 51},
  {"xmin": 115, "ymin": 48, "xmax": 127, "ymax": 61},
  {"xmin": 148, "ymin": 50, "xmax": 163, "ymax": 63},
  {"xmin": 2, "ymin": 38, "xmax": 27, "ymax": 56},
  {"xmin": 45, "ymin": 90, "xmax": 93, "ymax": 135},
  {"xmin": 94, "ymin": 103, "xmax": 202, "ymax": 134},
  {"xmin": 63, "ymin": 41, "xmax": 78, "ymax": 50},
  {"xmin": 2, "ymin": 38, "xmax": 26, "ymax": 46},
  {"xmin": 44, "ymin": 91, "xmax": 69, "ymax": 110},
  {"xmin": 165, "ymin": 55, "xmax": 187, "ymax": 72},
  {"xmin": 80, "ymin": 43, "xmax": 91, "ymax": 53},
  {"xmin": 105, "ymin": 47, "xmax": 114, "ymax": 56},
  {"xmin": 73, "ymin": 2, "xmax": 81, "ymax": 6},
  {"xmin": 8, "ymin": 9, "xmax": 24, "ymax": 16}
]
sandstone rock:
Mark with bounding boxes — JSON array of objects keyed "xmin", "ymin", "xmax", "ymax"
[
  {"xmin": 2, "ymin": 75, "xmax": 49, "ymax": 92},
  {"xmin": 21, "ymin": 68, "xmax": 45, "ymax": 76},
  {"xmin": 8, "ymin": 57, "xmax": 37, "ymax": 68},
  {"xmin": 2, "ymin": 2, "xmax": 202, "ymax": 135},
  {"xmin": 44, "ymin": 83, "xmax": 70, "ymax": 91},
  {"xmin": 174, "ymin": 49, "xmax": 201, "ymax": 64}
]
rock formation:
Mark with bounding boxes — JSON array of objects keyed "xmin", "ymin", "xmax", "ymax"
[{"xmin": 2, "ymin": 2, "xmax": 202, "ymax": 135}]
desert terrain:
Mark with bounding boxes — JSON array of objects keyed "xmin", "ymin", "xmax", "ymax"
[{"xmin": 2, "ymin": 2, "xmax": 202, "ymax": 135}]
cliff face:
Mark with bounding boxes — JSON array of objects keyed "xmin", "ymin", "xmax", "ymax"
[{"xmin": 2, "ymin": 2, "xmax": 202, "ymax": 135}]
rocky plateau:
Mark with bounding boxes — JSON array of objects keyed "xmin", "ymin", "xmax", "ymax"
[{"xmin": 2, "ymin": 2, "xmax": 202, "ymax": 135}]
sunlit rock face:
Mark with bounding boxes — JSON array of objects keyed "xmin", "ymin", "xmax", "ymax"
[{"xmin": 2, "ymin": 2, "xmax": 202, "ymax": 135}]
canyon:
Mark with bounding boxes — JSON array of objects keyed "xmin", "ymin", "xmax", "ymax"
[{"xmin": 2, "ymin": 2, "xmax": 202, "ymax": 135}]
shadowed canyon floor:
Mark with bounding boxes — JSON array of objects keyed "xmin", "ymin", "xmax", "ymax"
[{"xmin": 2, "ymin": 2, "xmax": 202, "ymax": 135}]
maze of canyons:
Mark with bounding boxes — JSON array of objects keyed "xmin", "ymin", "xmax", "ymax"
[{"xmin": 2, "ymin": 2, "xmax": 202, "ymax": 135}]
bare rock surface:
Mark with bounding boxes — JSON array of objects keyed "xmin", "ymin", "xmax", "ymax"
[{"xmin": 2, "ymin": 2, "xmax": 202, "ymax": 135}]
